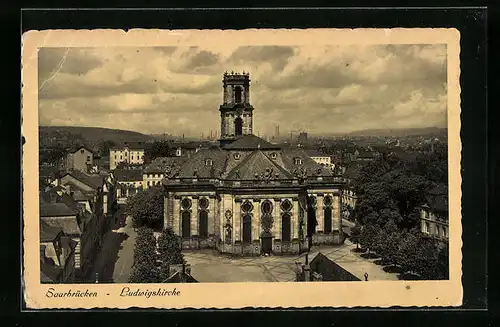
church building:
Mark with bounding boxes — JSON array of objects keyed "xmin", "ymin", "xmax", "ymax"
[{"xmin": 162, "ymin": 72, "xmax": 346, "ymax": 256}]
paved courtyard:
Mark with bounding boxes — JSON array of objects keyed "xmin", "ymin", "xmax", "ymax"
[{"xmin": 184, "ymin": 238, "xmax": 399, "ymax": 283}]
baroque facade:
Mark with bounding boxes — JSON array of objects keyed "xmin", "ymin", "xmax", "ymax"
[{"xmin": 163, "ymin": 72, "xmax": 346, "ymax": 256}]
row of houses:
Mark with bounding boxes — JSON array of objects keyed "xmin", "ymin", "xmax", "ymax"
[{"xmin": 39, "ymin": 169, "xmax": 118, "ymax": 283}]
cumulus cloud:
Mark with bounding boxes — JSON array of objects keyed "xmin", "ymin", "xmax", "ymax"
[{"xmin": 38, "ymin": 43, "xmax": 447, "ymax": 136}]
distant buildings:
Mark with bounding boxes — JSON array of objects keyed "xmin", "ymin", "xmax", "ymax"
[
  {"xmin": 114, "ymin": 169, "xmax": 144, "ymax": 202},
  {"xmin": 66, "ymin": 146, "xmax": 94, "ymax": 173},
  {"xmin": 40, "ymin": 168, "xmax": 118, "ymax": 281},
  {"xmin": 304, "ymin": 149, "xmax": 333, "ymax": 169},
  {"xmin": 420, "ymin": 185, "xmax": 449, "ymax": 244},
  {"xmin": 143, "ymin": 157, "xmax": 187, "ymax": 189},
  {"xmin": 110, "ymin": 144, "xmax": 145, "ymax": 170}
]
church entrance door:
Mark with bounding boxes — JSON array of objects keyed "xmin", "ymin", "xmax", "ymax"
[{"xmin": 260, "ymin": 231, "xmax": 273, "ymax": 254}]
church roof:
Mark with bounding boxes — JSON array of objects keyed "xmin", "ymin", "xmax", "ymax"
[
  {"xmin": 223, "ymin": 135, "xmax": 280, "ymax": 150},
  {"xmin": 144, "ymin": 157, "xmax": 188, "ymax": 174},
  {"xmin": 280, "ymin": 148, "xmax": 334, "ymax": 177},
  {"xmin": 226, "ymin": 150, "xmax": 293, "ymax": 180},
  {"xmin": 176, "ymin": 148, "xmax": 228, "ymax": 179}
]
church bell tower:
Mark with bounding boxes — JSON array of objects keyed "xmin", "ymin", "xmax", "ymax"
[{"xmin": 219, "ymin": 71, "xmax": 254, "ymax": 147}]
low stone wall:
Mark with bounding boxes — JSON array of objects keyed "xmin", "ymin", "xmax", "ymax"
[{"xmin": 312, "ymin": 231, "xmax": 345, "ymax": 246}]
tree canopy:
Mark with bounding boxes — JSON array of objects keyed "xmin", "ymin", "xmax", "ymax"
[
  {"xmin": 127, "ymin": 185, "xmax": 164, "ymax": 229},
  {"xmin": 129, "ymin": 227, "xmax": 158, "ymax": 283},
  {"xmin": 157, "ymin": 228, "xmax": 185, "ymax": 281}
]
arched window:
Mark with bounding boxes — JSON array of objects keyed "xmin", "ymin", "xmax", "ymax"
[
  {"xmin": 282, "ymin": 213, "xmax": 291, "ymax": 242},
  {"xmin": 234, "ymin": 86, "xmax": 242, "ymax": 103},
  {"xmin": 324, "ymin": 207, "xmax": 332, "ymax": 234},
  {"xmin": 181, "ymin": 211, "xmax": 191, "ymax": 238},
  {"xmin": 242, "ymin": 214, "xmax": 252, "ymax": 243},
  {"xmin": 235, "ymin": 117, "xmax": 243, "ymax": 136},
  {"xmin": 199, "ymin": 210, "xmax": 208, "ymax": 238}
]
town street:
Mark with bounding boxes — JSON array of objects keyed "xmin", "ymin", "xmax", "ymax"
[{"xmin": 90, "ymin": 213, "xmax": 137, "ymax": 283}]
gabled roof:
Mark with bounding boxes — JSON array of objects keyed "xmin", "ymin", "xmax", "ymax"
[
  {"xmin": 40, "ymin": 214, "xmax": 82, "ymax": 235},
  {"xmin": 223, "ymin": 134, "xmax": 281, "ymax": 150},
  {"xmin": 40, "ymin": 220, "xmax": 64, "ymax": 242},
  {"xmin": 40, "ymin": 202, "xmax": 79, "ymax": 218},
  {"xmin": 144, "ymin": 157, "xmax": 188, "ymax": 174},
  {"xmin": 110, "ymin": 142, "xmax": 145, "ymax": 151},
  {"xmin": 164, "ymin": 271, "xmax": 198, "ymax": 283},
  {"xmin": 226, "ymin": 150, "xmax": 293, "ymax": 180},
  {"xmin": 309, "ymin": 252, "xmax": 360, "ymax": 281},
  {"xmin": 280, "ymin": 148, "xmax": 334, "ymax": 177},
  {"xmin": 68, "ymin": 145, "xmax": 94, "ymax": 154},
  {"xmin": 176, "ymin": 148, "xmax": 228, "ymax": 179},
  {"xmin": 61, "ymin": 170, "xmax": 104, "ymax": 190},
  {"xmin": 114, "ymin": 169, "xmax": 144, "ymax": 182}
]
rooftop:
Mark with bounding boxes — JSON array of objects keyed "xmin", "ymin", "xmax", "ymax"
[
  {"xmin": 114, "ymin": 168, "xmax": 144, "ymax": 182},
  {"xmin": 62, "ymin": 170, "xmax": 104, "ymax": 190},
  {"xmin": 223, "ymin": 134, "xmax": 280, "ymax": 150},
  {"xmin": 40, "ymin": 202, "xmax": 79, "ymax": 218}
]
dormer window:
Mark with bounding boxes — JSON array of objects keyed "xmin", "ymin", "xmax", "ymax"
[
  {"xmin": 294, "ymin": 158, "xmax": 303, "ymax": 165},
  {"xmin": 233, "ymin": 153, "xmax": 241, "ymax": 160},
  {"xmin": 205, "ymin": 158, "xmax": 213, "ymax": 166}
]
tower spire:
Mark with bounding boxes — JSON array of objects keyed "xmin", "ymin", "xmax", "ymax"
[{"xmin": 219, "ymin": 71, "xmax": 254, "ymax": 147}]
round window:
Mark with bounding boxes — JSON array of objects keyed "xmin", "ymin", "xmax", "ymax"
[
  {"xmin": 181, "ymin": 198, "xmax": 192, "ymax": 210},
  {"xmin": 199, "ymin": 198, "xmax": 209, "ymax": 209},
  {"xmin": 261, "ymin": 200, "xmax": 273, "ymax": 214}
]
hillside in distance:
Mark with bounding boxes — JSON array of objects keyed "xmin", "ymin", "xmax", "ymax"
[
  {"xmin": 346, "ymin": 127, "xmax": 447, "ymax": 137},
  {"xmin": 40, "ymin": 126, "xmax": 154, "ymax": 144}
]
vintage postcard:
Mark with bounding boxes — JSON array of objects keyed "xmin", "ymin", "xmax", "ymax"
[{"xmin": 21, "ymin": 28, "xmax": 462, "ymax": 309}]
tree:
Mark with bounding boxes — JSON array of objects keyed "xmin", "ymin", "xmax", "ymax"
[
  {"xmin": 436, "ymin": 243, "xmax": 449, "ymax": 280},
  {"xmin": 157, "ymin": 228, "xmax": 185, "ymax": 281},
  {"xmin": 359, "ymin": 223, "xmax": 379, "ymax": 255},
  {"xmin": 129, "ymin": 227, "xmax": 159, "ymax": 283},
  {"xmin": 350, "ymin": 222, "xmax": 362, "ymax": 249},
  {"xmin": 376, "ymin": 220, "xmax": 401, "ymax": 265},
  {"xmin": 98, "ymin": 140, "xmax": 116, "ymax": 157},
  {"xmin": 395, "ymin": 229, "xmax": 421, "ymax": 276},
  {"xmin": 127, "ymin": 185, "xmax": 164, "ymax": 229}
]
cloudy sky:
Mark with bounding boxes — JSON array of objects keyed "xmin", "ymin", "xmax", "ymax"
[{"xmin": 38, "ymin": 44, "xmax": 447, "ymax": 136}]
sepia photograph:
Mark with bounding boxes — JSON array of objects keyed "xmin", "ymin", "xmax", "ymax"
[{"xmin": 22, "ymin": 28, "xmax": 462, "ymax": 308}]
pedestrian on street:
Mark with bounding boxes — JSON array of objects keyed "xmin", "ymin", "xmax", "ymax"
[{"xmin": 364, "ymin": 272, "xmax": 369, "ymax": 281}]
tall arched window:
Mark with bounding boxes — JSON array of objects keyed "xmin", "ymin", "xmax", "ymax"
[
  {"xmin": 181, "ymin": 211, "xmax": 191, "ymax": 238},
  {"xmin": 199, "ymin": 211, "xmax": 208, "ymax": 238},
  {"xmin": 235, "ymin": 117, "xmax": 243, "ymax": 136},
  {"xmin": 242, "ymin": 214, "xmax": 252, "ymax": 243},
  {"xmin": 234, "ymin": 86, "xmax": 242, "ymax": 103},
  {"xmin": 242, "ymin": 200, "xmax": 253, "ymax": 243},
  {"xmin": 323, "ymin": 196, "xmax": 332, "ymax": 234},
  {"xmin": 282, "ymin": 213, "xmax": 291, "ymax": 242},
  {"xmin": 324, "ymin": 207, "xmax": 332, "ymax": 234}
]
